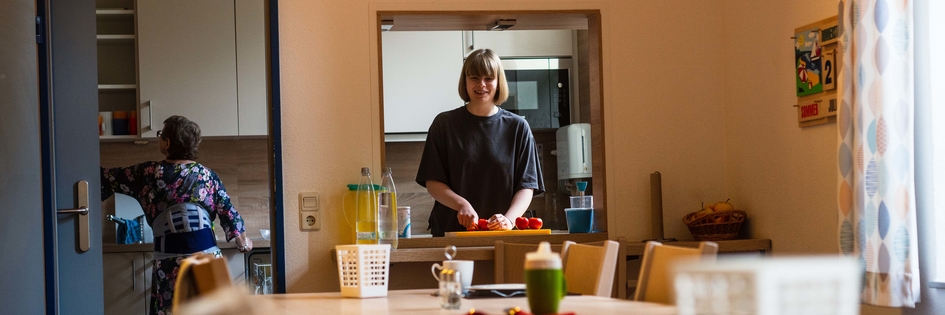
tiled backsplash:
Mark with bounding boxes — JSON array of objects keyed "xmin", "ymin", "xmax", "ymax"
[{"xmin": 100, "ymin": 139, "xmax": 271, "ymax": 243}]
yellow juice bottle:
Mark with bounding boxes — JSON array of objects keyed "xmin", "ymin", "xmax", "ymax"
[{"xmin": 355, "ymin": 167, "xmax": 378, "ymax": 244}]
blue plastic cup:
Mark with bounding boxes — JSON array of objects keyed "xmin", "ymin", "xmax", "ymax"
[{"xmin": 565, "ymin": 208, "xmax": 594, "ymax": 233}]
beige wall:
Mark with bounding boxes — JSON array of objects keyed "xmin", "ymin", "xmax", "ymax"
[
  {"xmin": 280, "ymin": 0, "xmax": 728, "ymax": 293},
  {"xmin": 280, "ymin": 3, "xmax": 897, "ymax": 314},
  {"xmin": 720, "ymin": 1, "xmax": 896, "ymax": 314}
]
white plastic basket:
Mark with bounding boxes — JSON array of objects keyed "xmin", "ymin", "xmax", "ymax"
[
  {"xmin": 673, "ymin": 256, "xmax": 860, "ymax": 315},
  {"xmin": 335, "ymin": 244, "xmax": 391, "ymax": 298}
]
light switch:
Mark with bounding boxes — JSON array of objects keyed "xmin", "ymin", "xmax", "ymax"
[
  {"xmin": 303, "ymin": 196, "xmax": 319, "ymax": 209},
  {"xmin": 299, "ymin": 192, "xmax": 319, "ymax": 211}
]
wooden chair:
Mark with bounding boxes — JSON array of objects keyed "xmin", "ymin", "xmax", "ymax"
[
  {"xmin": 493, "ymin": 240, "xmax": 620, "ymax": 297},
  {"xmin": 633, "ymin": 241, "xmax": 718, "ymax": 304},
  {"xmin": 561, "ymin": 240, "xmax": 620, "ymax": 297},
  {"xmin": 172, "ymin": 253, "xmax": 234, "ymax": 314},
  {"xmin": 494, "ymin": 241, "xmax": 564, "ymax": 284}
]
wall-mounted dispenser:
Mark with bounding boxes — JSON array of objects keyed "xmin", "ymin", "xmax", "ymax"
[{"xmin": 555, "ymin": 123, "xmax": 591, "ymax": 179}]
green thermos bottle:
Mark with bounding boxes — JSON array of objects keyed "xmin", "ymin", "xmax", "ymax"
[{"xmin": 524, "ymin": 241, "xmax": 566, "ymax": 315}]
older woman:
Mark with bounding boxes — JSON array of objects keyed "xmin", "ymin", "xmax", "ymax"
[{"xmin": 101, "ymin": 115, "xmax": 252, "ymax": 314}]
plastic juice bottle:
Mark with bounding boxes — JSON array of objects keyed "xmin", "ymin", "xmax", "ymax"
[
  {"xmin": 525, "ymin": 242, "xmax": 566, "ymax": 315},
  {"xmin": 377, "ymin": 167, "xmax": 398, "ymax": 249},
  {"xmin": 355, "ymin": 167, "xmax": 378, "ymax": 244}
]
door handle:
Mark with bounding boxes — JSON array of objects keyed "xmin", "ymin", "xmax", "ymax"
[
  {"xmin": 57, "ymin": 206, "xmax": 88, "ymax": 215},
  {"xmin": 140, "ymin": 100, "xmax": 153, "ymax": 132},
  {"xmin": 57, "ymin": 180, "xmax": 90, "ymax": 252}
]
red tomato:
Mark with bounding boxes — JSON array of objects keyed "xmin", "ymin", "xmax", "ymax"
[
  {"xmin": 515, "ymin": 217, "xmax": 529, "ymax": 230},
  {"xmin": 528, "ymin": 217, "xmax": 543, "ymax": 229},
  {"xmin": 477, "ymin": 219, "xmax": 489, "ymax": 231}
]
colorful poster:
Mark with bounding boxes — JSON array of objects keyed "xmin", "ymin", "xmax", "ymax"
[{"xmin": 795, "ymin": 28, "xmax": 823, "ymax": 96}]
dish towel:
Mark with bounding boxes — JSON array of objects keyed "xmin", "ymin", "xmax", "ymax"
[{"xmin": 115, "ymin": 217, "xmax": 142, "ymax": 244}]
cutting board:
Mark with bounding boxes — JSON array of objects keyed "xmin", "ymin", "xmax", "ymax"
[{"xmin": 445, "ymin": 229, "xmax": 552, "ymax": 237}]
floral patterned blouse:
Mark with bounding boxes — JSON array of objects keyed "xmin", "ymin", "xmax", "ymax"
[{"xmin": 101, "ymin": 161, "xmax": 245, "ymax": 241}]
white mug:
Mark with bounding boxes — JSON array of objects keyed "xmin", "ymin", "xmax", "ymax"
[{"xmin": 431, "ymin": 260, "xmax": 473, "ymax": 291}]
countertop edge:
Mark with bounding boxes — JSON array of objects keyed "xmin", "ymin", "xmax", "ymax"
[{"xmin": 103, "ymin": 239, "xmax": 271, "ymax": 253}]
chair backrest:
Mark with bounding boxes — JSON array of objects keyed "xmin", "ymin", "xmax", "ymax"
[
  {"xmin": 493, "ymin": 241, "xmax": 564, "ymax": 284},
  {"xmin": 633, "ymin": 241, "xmax": 718, "ymax": 304},
  {"xmin": 494, "ymin": 240, "xmax": 620, "ymax": 297},
  {"xmin": 173, "ymin": 253, "xmax": 234, "ymax": 313},
  {"xmin": 560, "ymin": 240, "xmax": 620, "ymax": 297}
]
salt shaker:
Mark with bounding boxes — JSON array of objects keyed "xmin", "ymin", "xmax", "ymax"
[{"xmin": 438, "ymin": 268, "xmax": 462, "ymax": 310}]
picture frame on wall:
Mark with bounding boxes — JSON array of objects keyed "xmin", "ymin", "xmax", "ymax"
[
  {"xmin": 795, "ymin": 27, "xmax": 824, "ymax": 97},
  {"xmin": 794, "ymin": 15, "xmax": 839, "ymax": 128}
]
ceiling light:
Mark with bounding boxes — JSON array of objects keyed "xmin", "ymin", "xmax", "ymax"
[{"xmin": 490, "ymin": 19, "xmax": 516, "ymax": 31}]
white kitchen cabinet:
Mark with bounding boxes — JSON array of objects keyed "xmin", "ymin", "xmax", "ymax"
[
  {"xmin": 138, "ymin": 0, "xmax": 267, "ymax": 137},
  {"xmin": 382, "ymin": 30, "xmax": 574, "ymax": 137},
  {"xmin": 103, "ymin": 252, "xmax": 152, "ymax": 315},
  {"xmin": 464, "ymin": 30, "xmax": 573, "ymax": 58},
  {"xmin": 235, "ymin": 0, "xmax": 269, "ymax": 136},
  {"xmin": 382, "ymin": 31, "xmax": 465, "ymax": 134}
]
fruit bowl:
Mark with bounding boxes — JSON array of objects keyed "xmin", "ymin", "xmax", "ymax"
[{"xmin": 683, "ymin": 210, "xmax": 746, "ymax": 241}]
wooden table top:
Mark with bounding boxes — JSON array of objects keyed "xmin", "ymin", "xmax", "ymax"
[{"xmin": 255, "ymin": 289, "xmax": 677, "ymax": 314}]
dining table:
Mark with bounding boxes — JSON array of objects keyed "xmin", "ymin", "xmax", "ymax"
[{"xmin": 250, "ymin": 289, "xmax": 678, "ymax": 314}]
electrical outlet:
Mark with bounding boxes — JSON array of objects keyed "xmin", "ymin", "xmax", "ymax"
[
  {"xmin": 300, "ymin": 210, "xmax": 320, "ymax": 231},
  {"xmin": 299, "ymin": 192, "xmax": 321, "ymax": 231}
]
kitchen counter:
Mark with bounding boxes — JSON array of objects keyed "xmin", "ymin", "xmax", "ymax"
[
  {"xmin": 103, "ymin": 239, "xmax": 271, "ymax": 253},
  {"xmin": 397, "ymin": 231, "xmax": 608, "ymax": 248},
  {"xmin": 382, "ymin": 232, "xmax": 608, "ymax": 263}
]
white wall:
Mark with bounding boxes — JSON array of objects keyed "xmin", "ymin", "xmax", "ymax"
[
  {"xmin": 279, "ymin": 0, "xmax": 728, "ymax": 293},
  {"xmin": 280, "ymin": 3, "xmax": 916, "ymax": 313}
]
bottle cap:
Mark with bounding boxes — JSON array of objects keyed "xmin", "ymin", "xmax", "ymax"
[
  {"xmin": 361, "ymin": 167, "xmax": 370, "ymax": 175},
  {"xmin": 524, "ymin": 241, "xmax": 561, "ymax": 270},
  {"xmin": 348, "ymin": 184, "xmax": 383, "ymax": 191}
]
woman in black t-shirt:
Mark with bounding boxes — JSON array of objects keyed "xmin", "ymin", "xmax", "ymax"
[{"xmin": 416, "ymin": 49, "xmax": 545, "ymax": 236}]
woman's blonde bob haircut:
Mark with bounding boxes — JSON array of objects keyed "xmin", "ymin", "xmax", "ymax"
[{"xmin": 458, "ymin": 49, "xmax": 509, "ymax": 105}]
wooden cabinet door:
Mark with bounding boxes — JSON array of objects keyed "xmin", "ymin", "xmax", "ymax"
[
  {"xmin": 382, "ymin": 31, "xmax": 464, "ymax": 134},
  {"xmin": 138, "ymin": 0, "xmax": 238, "ymax": 137},
  {"xmin": 143, "ymin": 252, "xmax": 154, "ymax": 312},
  {"xmin": 103, "ymin": 253, "xmax": 148, "ymax": 315},
  {"xmin": 221, "ymin": 249, "xmax": 247, "ymax": 286}
]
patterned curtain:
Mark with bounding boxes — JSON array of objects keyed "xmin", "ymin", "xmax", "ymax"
[{"xmin": 837, "ymin": 0, "xmax": 919, "ymax": 307}]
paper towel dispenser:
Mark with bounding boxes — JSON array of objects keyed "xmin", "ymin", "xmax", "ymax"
[{"xmin": 556, "ymin": 123, "xmax": 591, "ymax": 179}]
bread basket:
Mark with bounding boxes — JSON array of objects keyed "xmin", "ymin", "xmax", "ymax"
[{"xmin": 683, "ymin": 210, "xmax": 746, "ymax": 241}]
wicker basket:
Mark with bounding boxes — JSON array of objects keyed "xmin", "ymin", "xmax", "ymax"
[{"xmin": 683, "ymin": 210, "xmax": 746, "ymax": 241}]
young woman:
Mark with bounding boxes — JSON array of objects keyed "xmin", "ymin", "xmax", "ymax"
[
  {"xmin": 101, "ymin": 115, "xmax": 252, "ymax": 314},
  {"xmin": 416, "ymin": 48, "xmax": 545, "ymax": 236}
]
